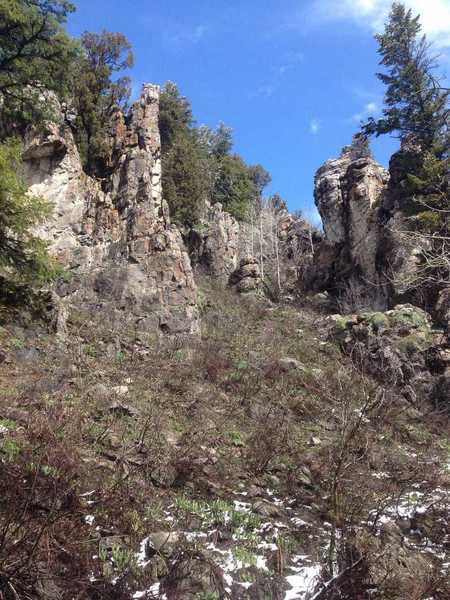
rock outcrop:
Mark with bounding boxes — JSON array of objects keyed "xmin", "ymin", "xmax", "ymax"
[
  {"xmin": 309, "ymin": 140, "xmax": 390, "ymax": 310},
  {"xmin": 185, "ymin": 202, "xmax": 240, "ymax": 281},
  {"xmin": 187, "ymin": 200, "xmax": 318, "ymax": 299},
  {"xmin": 24, "ymin": 85, "xmax": 199, "ymax": 338},
  {"xmin": 229, "ymin": 257, "xmax": 262, "ymax": 293},
  {"xmin": 329, "ymin": 304, "xmax": 449, "ymax": 404}
]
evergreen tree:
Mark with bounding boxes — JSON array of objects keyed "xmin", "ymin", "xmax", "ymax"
[
  {"xmin": 72, "ymin": 30, "xmax": 133, "ymax": 175},
  {"xmin": 363, "ymin": 2, "xmax": 449, "ymax": 149},
  {"xmin": 160, "ymin": 82, "xmax": 206, "ymax": 227},
  {"xmin": 248, "ymin": 164, "xmax": 271, "ymax": 196},
  {"xmin": 159, "ymin": 81, "xmax": 193, "ymax": 151},
  {"xmin": 0, "ymin": 0, "xmax": 77, "ymax": 135},
  {"xmin": 213, "ymin": 154, "xmax": 256, "ymax": 221},
  {"xmin": 365, "ymin": 3, "xmax": 449, "ymax": 294},
  {"xmin": 248, "ymin": 163, "xmax": 271, "ymax": 209},
  {"xmin": 160, "ymin": 82, "xmax": 272, "ymax": 225},
  {"xmin": 0, "ymin": 138, "xmax": 56, "ymax": 284}
]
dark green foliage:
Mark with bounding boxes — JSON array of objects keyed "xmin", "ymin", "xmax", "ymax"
[
  {"xmin": 364, "ymin": 1, "xmax": 449, "ymax": 251},
  {"xmin": 247, "ymin": 163, "xmax": 271, "ymax": 214},
  {"xmin": 159, "ymin": 81, "xmax": 193, "ymax": 150},
  {"xmin": 72, "ymin": 30, "xmax": 134, "ymax": 176},
  {"xmin": 363, "ymin": 2, "xmax": 449, "ymax": 149},
  {"xmin": 213, "ymin": 154, "xmax": 257, "ymax": 221},
  {"xmin": 160, "ymin": 82, "xmax": 207, "ymax": 227},
  {"xmin": 160, "ymin": 82, "xmax": 272, "ymax": 226},
  {"xmin": 0, "ymin": 0, "xmax": 77, "ymax": 135},
  {"xmin": 406, "ymin": 150, "xmax": 449, "ymax": 228},
  {"xmin": 0, "ymin": 138, "xmax": 57, "ymax": 284},
  {"xmin": 162, "ymin": 131, "xmax": 206, "ymax": 228}
]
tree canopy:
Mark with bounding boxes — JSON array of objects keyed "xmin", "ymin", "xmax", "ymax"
[
  {"xmin": 363, "ymin": 2, "xmax": 449, "ymax": 150},
  {"xmin": 159, "ymin": 81, "xmax": 274, "ymax": 226},
  {"xmin": 0, "ymin": 0, "xmax": 77, "ymax": 134},
  {"xmin": 72, "ymin": 30, "xmax": 134, "ymax": 175},
  {"xmin": 364, "ymin": 2, "xmax": 449, "ymax": 295}
]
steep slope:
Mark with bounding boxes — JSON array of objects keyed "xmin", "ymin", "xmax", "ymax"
[{"xmin": 1, "ymin": 278, "xmax": 450, "ymax": 599}]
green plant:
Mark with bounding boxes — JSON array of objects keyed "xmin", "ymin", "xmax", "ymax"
[
  {"xmin": 144, "ymin": 500, "xmax": 164, "ymax": 523},
  {"xmin": 11, "ymin": 338, "xmax": 25, "ymax": 349},
  {"xmin": 227, "ymin": 429, "xmax": 246, "ymax": 447},
  {"xmin": 0, "ymin": 139, "xmax": 59, "ymax": 285},
  {"xmin": 232, "ymin": 545, "xmax": 257, "ymax": 567},
  {"xmin": 72, "ymin": 30, "xmax": 133, "ymax": 175},
  {"xmin": 0, "ymin": 438, "xmax": 21, "ymax": 462},
  {"xmin": 0, "ymin": 0, "xmax": 77, "ymax": 131}
]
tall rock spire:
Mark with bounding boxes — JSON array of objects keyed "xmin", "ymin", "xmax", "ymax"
[{"xmin": 23, "ymin": 84, "xmax": 199, "ymax": 338}]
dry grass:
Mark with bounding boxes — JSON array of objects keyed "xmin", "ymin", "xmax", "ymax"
[{"xmin": 0, "ymin": 278, "xmax": 449, "ymax": 598}]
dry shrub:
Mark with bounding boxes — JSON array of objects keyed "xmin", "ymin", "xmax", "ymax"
[
  {"xmin": 0, "ymin": 414, "xmax": 95, "ymax": 598},
  {"xmin": 191, "ymin": 341, "xmax": 232, "ymax": 383},
  {"xmin": 246, "ymin": 407, "xmax": 290, "ymax": 474}
]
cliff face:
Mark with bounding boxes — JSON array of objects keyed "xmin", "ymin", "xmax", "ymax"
[
  {"xmin": 24, "ymin": 85, "xmax": 199, "ymax": 338},
  {"xmin": 186, "ymin": 202, "xmax": 240, "ymax": 280}
]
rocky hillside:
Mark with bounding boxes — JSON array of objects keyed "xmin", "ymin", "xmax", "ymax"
[{"xmin": 0, "ymin": 81, "xmax": 449, "ymax": 600}]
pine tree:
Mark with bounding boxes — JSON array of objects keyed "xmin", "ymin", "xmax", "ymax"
[
  {"xmin": 0, "ymin": 138, "xmax": 56, "ymax": 285},
  {"xmin": 365, "ymin": 3, "xmax": 450, "ymax": 295},
  {"xmin": 213, "ymin": 155, "xmax": 256, "ymax": 221},
  {"xmin": 363, "ymin": 2, "xmax": 449, "ymax": 149},
  {"xmin": 72, "ymin": 30, "xmax": 134, "ymax": 176},
  {"xmin": 0, "ymin": 0, "xmax": 77, "ymax": 135},
  {"xmin": 159, "ymin": 82, "xmax": 207, "ymax": 227}
]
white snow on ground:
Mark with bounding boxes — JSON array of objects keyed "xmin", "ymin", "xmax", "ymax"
[
  {"xmin": 84, "ymin": 514, "xmax": 95, "ymax": 525},
  {"xmin": 372, "ymin": 487, "xmax": 449, "ymax": 525},
  {"xmin": 133, "ymin": 583, "xmax": 166, "ymax": 599},
  {"xmin": 284, "ymin": 562, "xmax": 321, "ymax": 600},
  {"xmin": 132, "ymin": 494, "xmax": 327, "ymax": 598},
  {"xmin": 136, "ymin": 537, "xmax": 150, "ymax": 567}
]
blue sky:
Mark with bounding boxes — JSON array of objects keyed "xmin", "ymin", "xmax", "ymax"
[{"xmin": 68, "ymin": 0, "xmax": 450, "ymax": 223}]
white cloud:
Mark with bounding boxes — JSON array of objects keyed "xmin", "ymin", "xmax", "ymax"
[
  {"xmin": 310, "ymin": 118, "xmax": 321, "ymax": 134},
  {"xmin": 255, "ymin": 84, "xmax": 275, "ymax": 97},
  {"xmin": 312, "ymin": 0, "xmax": 450, "ymax": 47},
  {"xmin": 167, "ymin": 25, "xmax": 208, "ymax": 46},
  {"xmin": 351, "ymin": 99, "xmax": 380, "ymax": 122}
]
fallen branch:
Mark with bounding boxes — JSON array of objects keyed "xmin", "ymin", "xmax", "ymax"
[{"xmin": 308, "ymin": 557, "xmax": 364, "ymax": 600}]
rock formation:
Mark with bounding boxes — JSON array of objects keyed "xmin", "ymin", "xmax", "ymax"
[
  {"xmin": 229, "ymin": 257, "xmax": 262, "ymax": 293},
  {"xmin": 24, "ymin": 85, "xmax": 199, "ymax": 338},
  {"xmin": 187, "ymin": 200, "xmax": 318, "ymax": 298},
  {"xmin": 329, "ymin": 303, "xmax": 450, "ymax": 404},
  {"xmin": 185, "ymin": 202, "xmax": 240, "ymax": 281},
  {"xmin": 309, "ymin": 135, "xmax": 450, "ymax": 318},
  {"xmin": 311, "ymin": 141, "xmax": 390, "ymax": 310}
]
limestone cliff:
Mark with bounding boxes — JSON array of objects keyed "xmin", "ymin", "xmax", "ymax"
[{"xmin": 24, "ymin": 85, "xmax": 199, "ymax": 338}]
